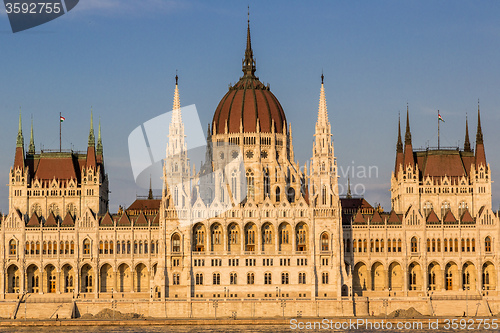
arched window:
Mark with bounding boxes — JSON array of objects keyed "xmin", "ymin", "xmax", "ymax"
[
  {"xmin": 263, "ymin": 224, "xmax": 272, "ymax": 245},
  {"xmin": 263, "ymin": 170, "xmax": 270, "ymax": 198},
  {"xmin": 231, "ymin": 170, "xmax": 238, "ymax": 199},
  {"xmin": 387, "ymin": 239, "xmax": 391, "ymax": 252},
  {"xmin": 83, "ymin": 239, "xmax": 91, "ymax": 255},
  {"xmin": 471, "ymin": 238, "xmax": 476, "ymax": 252},
  {"xmin": 247, "ymin": 273, "xmax": 254, "ymax": 285},
  {"xmin": 229, "ymin": 224, "xmax": 238, "ymax": 245},
  {"xmin": 353, "ymin": 239, "xmax": 358, "ymax": 253},
  {"xmin": 321, "ymin": 233, "xmax": 329, "ymax": 251},
  {"xmin": 441, "ymin": 201, "xmax": 450, "ymax": 218},
  {"xmin": 298, "ymin": 272, "xmax": 306, "ymax": 284},
  {"xmin": 411, "ymin": 237, "xmax": 418, "ymax": 253},
  {"xmin": 9, "ymin": 239, "xmax": 16, "ymax": 255},
  {"xmin": 287, "ymin": 187, "xmax": 295, "ymax": 203},
  {"xmin": 230, "ymin": 272, "xmax": 237, "ymax": 285},
  {"xmin": 48, "ymin": 203, "xmax": 59, "ymax": 217},
  {"xmin": 458, "ymin": 201, "xmax": 468, "ymax": 218},
  {"xmin": 172, "ymin": 234, "xmax": 181, "ymax": 252},
  {"xmin": 281, "ymin": 272, "xmax": 289, "ymax": 284},
  {"xmin": 423, "ymin": 202, "xmax": 433, "ymax": 218},
  {"xmin": 437, "ymin": 239, "xmax": 441, "ymax": 252},
  {"xmin": 397, "ymin": 239, "xmax": 402, "ymax": 252},
  {"xmin": 485, "ymin": 236, "xmax": 492, "ymax": 252},
  {"xmin": 246, "ymin": 169, "xmax": 255, "ymax": 200},
  {"xmin": 99, "ymin": 241, "xmax": 103, "ymax": 254},
  {"xmin": 212, "ymin": 273, "xmax": 220, "ymax": 285},
  {"xmin": 322, "ymin": 185, "xmax": 327, "ymax": 205},
  {"xmin": 195, "ymin": 273, "xmax": 203, "ymax": 285},
  {"xmin": 322, "ymin": 272, "xmax": 329, "ymax": 284},
  {"xmin": 264, "ymin": 272, "xmax": 272, "ymax": 285},
  {"xmin": 275, "ymin": 186, "xmax": 281, "ymax": 202}
]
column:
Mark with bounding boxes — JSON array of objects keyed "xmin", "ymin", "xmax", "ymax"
[
  {"xmin": 56, "ymin": 269, "xmax": 61, "ymax": 294},
  {"xmin": 441, "ymin": 269, "xmax": 446, "ymax": 292},
  {"xmin": 403, "ymin": 266, "xmax": 408, "ymax": 296},
  {"xmin": 21, "ymin": 267, "xmax": 25, "ymax": 294},
  {"xmin": 458, "ymin": 269, "xmax": 463, "ymax": 291},
  {"xmin": 367, "ymin": 269, "xmax": 372, "ymax": 292},
  {"xmin": 385, "ymin": 269, "xmax": 389, "ymax": 291},
  {"xmin": 423, "ymin": 265, "xmax": 428, "ymax": 292}
]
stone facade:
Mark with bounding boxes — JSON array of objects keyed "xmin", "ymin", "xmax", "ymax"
[{"xmin": 0, "ymin": 19, "xmax": 498, "ymax": 319}]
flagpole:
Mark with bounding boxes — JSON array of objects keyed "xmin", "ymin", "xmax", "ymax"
[
  {"xmin": 438, "ymin": 110, "xmax": 440, "ymax": 149},
  {"xmin": 60, "ymin": 112, "xmax": 62, "ymax": 152}
]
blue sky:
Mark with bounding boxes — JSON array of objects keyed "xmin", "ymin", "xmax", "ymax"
[{"xmin": 1, "ymin": 0, "xmax": 500, "ymax": 213}]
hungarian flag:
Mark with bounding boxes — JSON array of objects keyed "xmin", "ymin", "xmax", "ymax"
[
  {"xmin": 60, "ymin": 116, "xmax": 65, "ymax": 122},
  {"xmin": 438, "ymin": 114, "xmax": 445, "ymax": 122}
]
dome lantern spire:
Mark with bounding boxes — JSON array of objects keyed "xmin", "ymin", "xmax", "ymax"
[{"xmin": 242, "ymin": 6, "xmax": 256, "ymax": 78}]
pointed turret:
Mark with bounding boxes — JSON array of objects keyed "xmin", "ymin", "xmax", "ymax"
[
  {"xmin": 14, "ymin": 109, "xmax": 25, "ymax": 170},
  {"xmin": 86, "ymin": 109, "xmax": 97, "ymax": 169},
  {"xmin": 88, "ymin": 109, "xmax": 95, "ymax": 147},
  {"xmin": 96, "ymin": 117, "xmax": 103, "ymax": 156},
  {"xmin": 242, "ymin": 8, "xmax": 256, "ymax": 78},
  {"xmin": 403, "ymin": 105, "xmax": 414, "ymax": 168},
  {"xmin": 464, "ymin": 115, "xmax": 471, "ymax": 152},
  {"xmin": 394, "ymin": 113, "xmax": 404, "ymax": 177},
  {"xmin": 148, "ymin": 176, "xmax": 154, "ymax": 200},
  {"xmin": 28, "ymin": 116, "xmax": 35, "ymax": 155},
  {"xmin": 346, "ymin": 177, "xmax": 352, "ymax": 198},
  {"xmin": 16, "ymin": 109, "xmax": 23, "ymax": 148},
  {"xmin": 475, "ymin": 102, "xmax": 486, "ymax": 167}
]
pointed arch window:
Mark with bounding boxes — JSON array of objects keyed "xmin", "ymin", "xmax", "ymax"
[
  {"xmin": 441, "ymin": 201, "xmax": 450, "ymax": 218},
  {"xmin": 246, "ymin": 169, "xmax": 255, "ymax": 200},
  {"xmin": 275, "ymin": 186, "xmax": 281, "ymax": 202},
  {"xmin": 263, "ymin": 169, "xmax": 270, "ymax": 198}
]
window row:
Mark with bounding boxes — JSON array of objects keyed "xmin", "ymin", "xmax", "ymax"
[{"xmin": 190, "ymin": 272, "xmax": 323, "ymax": 285}]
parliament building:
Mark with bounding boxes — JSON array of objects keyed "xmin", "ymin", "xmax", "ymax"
[{"xmin": 0, "ymin": 18, "xmax": 498, "ymax": 318}]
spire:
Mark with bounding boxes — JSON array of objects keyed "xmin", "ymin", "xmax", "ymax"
[
  {"xmin": 404, "ymin": 104, "xmax": 411, "ymax": 145},
  {"xmin": 172, "ymin": 74, "xmax": 181, "ymax": 123},
  {"xmin": 346, "ymin": 177, "xmax": 352, "ymax": 198},
  {"xmin": 396, "ymin": 112, "xmax": 403, "ymax": 153},
  {"xmin": 28, "ymin": 116, "xmax": 35, "ymax": 154},
  {"xmin": 242, "ymin": 7, "xmax": 256, "ymax": 77},
  {"xmin": 317, "ymin": 73, "xmax": 329, "ymax": 126},
  {"xmin": 403, "ymin": 105, "xmax": 415, "ymax": 168},
  {"xmin": 96, "ymin": 117, "xmax": 103, "ymax": 155},
  {"xmin": 88, "ymin": 108, "xmax": 95, "ymax": 147},
  {"xmin": 16, "ymin": 108, "xmax": 23, "ymax": 148},
  {"xmin": 476, "ymin": 101, "xmax": 483, "ymax": 144},
  {"xmin": 464, "ymin": 114, "xmax": 471, "ymax": 152},
  {"xmin": 475, "ymin": 100, "xmax": 486, "ymax": 167},
  {"xmin": 148, "ymin": 175, "xmax": 153, "ymax": 200}
]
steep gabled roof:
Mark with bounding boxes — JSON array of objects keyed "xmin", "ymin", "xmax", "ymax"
[
  {"xmin": 117, "ymin": 213, "xmax": 131, "ymax": 226},
  {"xmin": 370, "ymin": 211, "xmax": 384, "ymax": 224},
  {"xmin": 151, "ymin": 213, "xmax": 159, "ymax": 226},
  {"xmin": 443, "ymin": 210, "xmax": 458, "ymax": 224},
  {"xmin": 27, "ymin": 213, "xmax": 40, "ymax": 227},
  {"xmin": 387, "ymin": 210, "xmax": 402, "ymax": 225},
  {"xmin": 44, "ymin": 212, "xmax": 58, "ymax": 227},
  {"xmin": 426, "ymin": 209, "xmax": 440, "ymax": 224},
  {"xmin": 461, "ymin": 208, "xmax": 475, "ymax": 224},
  {"xmin": 135, "ymin": 213, "xmax": 148, "ymax": 226},
  {"xmin": 353, "ymin": 210, "xmax": 367, "ymax": 224},
  {"xmin": 100, "ymin": 212, "xmax": 114, "ymax": 226},
  {"xmin": 61, "ymin": 212, "xmax": 75, "ymax": 227}
]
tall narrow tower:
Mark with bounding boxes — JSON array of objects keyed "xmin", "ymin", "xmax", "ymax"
[{"xmin": 310, "ymin": 74, "xmax": 338, "ymax": 206}]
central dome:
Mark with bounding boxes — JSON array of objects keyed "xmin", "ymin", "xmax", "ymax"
[{"xmin": 212, "ymin": 20, "xmax": 287, "ymax": 134}]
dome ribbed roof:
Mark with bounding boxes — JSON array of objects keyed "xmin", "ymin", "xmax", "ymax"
[{"xmin": 212, "ymin": 18, "xmax": 287, "ymax": 134}]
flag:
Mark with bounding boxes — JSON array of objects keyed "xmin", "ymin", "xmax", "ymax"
[
  {"xmin": 438, "ymin": 114, "xmax": 445, "ymax": 122},
  {"xmin": 60, "ymin": 116, "xmax": 65, "ymax": 122}
]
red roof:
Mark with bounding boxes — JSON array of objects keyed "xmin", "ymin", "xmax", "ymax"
[
  {"xmin": 126, "ymin": 199, "xmax": 161, "ymax": 212},
  {"xmin": 426, "ymin": 210, "xmax": 440, "ymax": 224},
  {"xmin": 212, "ymin": 77, "xmax": 287, "ymax": 134},
  {"xmin": 443, "ymin": 210, "xmax": 457, "ymax": 224},
  {"xmin": 353, "ymin": 211, "xmax": 367, "ymax": 224},
  {"xmin": 461, "ymin": 209, "xmax": 474, "ymax": 223},
  {"xmin": 387, "ymin": 210, "xmax": 402, "ymax": 224},
  {"xmin": 27, "ymin": 213, "xmax": 40, "ymax": 227},
  {"xmin": 152, "ymin": 213, "xmax": 159, "ymax": 226},
  {"xmin": 117, "ymin": 213, "xmax": 131, "ymax": 226},
  {"xmin": 341, "ymin": 198, "xmax": 373, "ymax": 210},
  {"xmin": 100, "ymin": 212, "xmax": 114, "ymax": 226},
  {"xmin": 45, "ymin": 212, "xmax": 58, "ymax": 227},
  {"xmin": 61, "ymin": 212, "xmax": 75, "ymax": 227},
  {"xmin": 135, "ymin": 213, "xmax": 148, "ymax": 226},
  {"xmin": 371, "ymin": 211, "xmax": 383, "ymax": 224}
]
